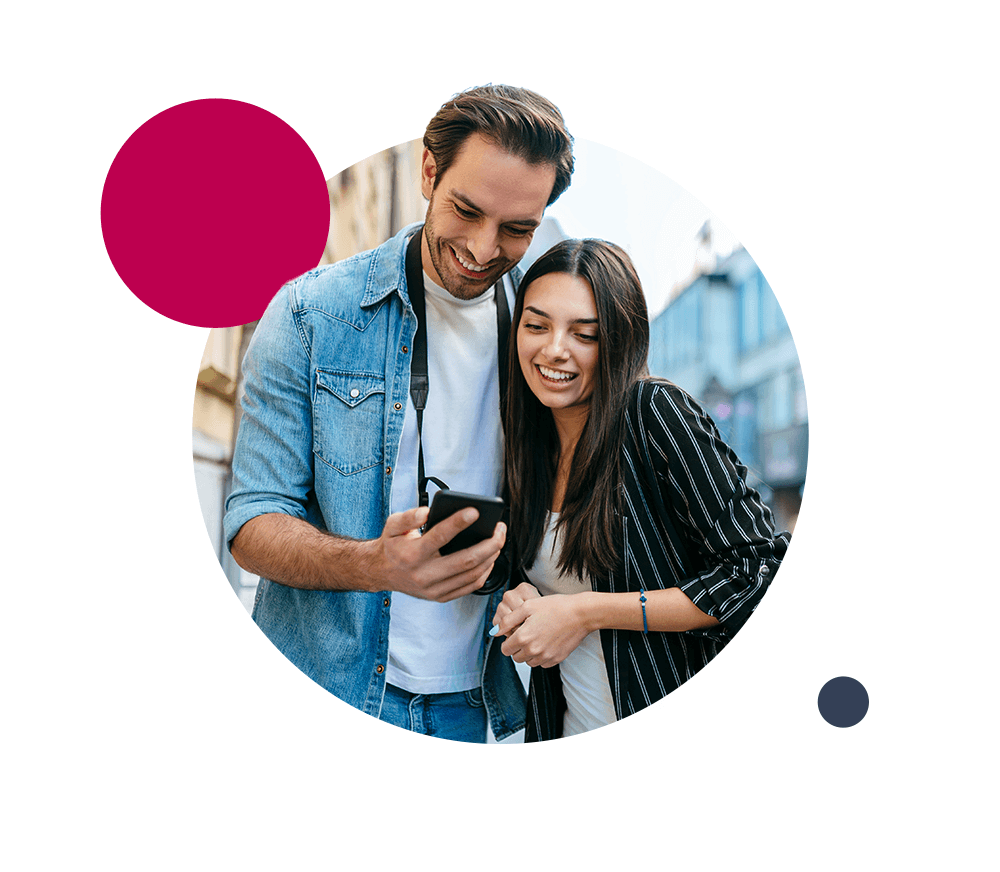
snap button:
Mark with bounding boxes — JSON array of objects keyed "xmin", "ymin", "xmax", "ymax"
[
  {"xmin": 394, "ymin": 403, "xmax": 402, "ymax": 411},
  {"xmin": 386, "ymin": 466, "xmax": 392, "ymax": 475},
  {"xmin": 402, "ymin": 345, "xmax": 409, "ymax": 353},
  {"xmin": 760, "ymin": 565, "xmax": 770, "ymax": 575},
  {"xmin": 350, "ymin": 388, "xmax": 360, "ymax": 398},
  {"xmin": 375, "ymin": 664, "xmax": 384, "ymax": 674},
  {"xmin": 383, "ymin": 598, "xmax": 390, "ymax": 607}
]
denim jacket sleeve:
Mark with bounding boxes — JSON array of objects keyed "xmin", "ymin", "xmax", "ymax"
[{"xmin": 223, "ymin": 282, "xmax": 314, "ymax": 548}]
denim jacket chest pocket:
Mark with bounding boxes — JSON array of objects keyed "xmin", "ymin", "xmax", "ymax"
[{"xmin": 313, "ymin": 368, "xmax": 386, "ymax": 475}]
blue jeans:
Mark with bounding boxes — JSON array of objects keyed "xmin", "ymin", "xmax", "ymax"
[{"xmin": 379, "ymin": 683, "xmax": 488, "ymax": 743}]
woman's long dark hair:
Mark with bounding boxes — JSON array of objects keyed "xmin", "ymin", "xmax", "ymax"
[{"xmin": 506, "ymin": 238, "xmax": 650, "ymax": 582}]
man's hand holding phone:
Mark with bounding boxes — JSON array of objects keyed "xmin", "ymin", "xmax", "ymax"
[{"xmin": 369, "ymin": 493, "xmax": 506, "ymax": 602}]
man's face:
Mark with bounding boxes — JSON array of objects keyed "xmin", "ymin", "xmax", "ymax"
[{"xmin": 420, "ymin": 134, "xmax": 556, "ymax": 300}]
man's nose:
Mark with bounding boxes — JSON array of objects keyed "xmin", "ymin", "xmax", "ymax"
[{"xmin": 466, "ymin": 226, "xmax": 501, "ymax": 265}]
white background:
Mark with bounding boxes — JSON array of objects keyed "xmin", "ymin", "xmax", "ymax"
[{"xmin": 5, "ymin": 2, "xmax": 997, "ymax": 869}]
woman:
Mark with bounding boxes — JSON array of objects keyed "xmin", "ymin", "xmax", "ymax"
[{"xmin": 491, "ymin": 238, "xmax": 790, "ymax": 741}]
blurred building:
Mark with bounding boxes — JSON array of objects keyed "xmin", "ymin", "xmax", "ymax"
[
  {"xmin": 648, "ymin": 246, "xmax": 806, "ymax": 532},
  {"xmin": 193, "ymin": 322, "xmax": 258, "ymax": 609},
  {"xmin": 321, "ymin": 140, "xmax": 425, "ymax": 266}
]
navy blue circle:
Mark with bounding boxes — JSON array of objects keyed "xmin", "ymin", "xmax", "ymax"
[{"xmin": 818, "ymin": 676, "xmax": 869, "ymax": 727}]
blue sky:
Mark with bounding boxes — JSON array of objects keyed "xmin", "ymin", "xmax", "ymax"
[{"xmin": 543, "ymin": 137, "xmax": 740, "ymax": 317}]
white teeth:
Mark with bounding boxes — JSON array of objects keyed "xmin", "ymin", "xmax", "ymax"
[
  {"xmin": 538, "ymin": 365, "xmax": 577, "ymax": 382},
  {"xmin": 454, "ymin": 250, "xmax": 486, "ymax": 272}
]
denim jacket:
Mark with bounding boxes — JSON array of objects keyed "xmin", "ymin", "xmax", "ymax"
[{"xmin": 223, "ymin": 223, "xmax": 526, "ymax": 741}]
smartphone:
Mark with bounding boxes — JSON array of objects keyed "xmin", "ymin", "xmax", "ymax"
[{"xmin": 424, "ymin": 490, "xmax": 506, "ymax": 555}]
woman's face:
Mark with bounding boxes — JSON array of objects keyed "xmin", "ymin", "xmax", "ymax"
[{"xmin": 517, "ymin": 271, "xmax": 600, "ymax": 418}]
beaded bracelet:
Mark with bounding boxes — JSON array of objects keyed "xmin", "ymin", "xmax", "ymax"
[{"xmin": 639, "ymin": 589, "xmax": 648, "ymax": 634}]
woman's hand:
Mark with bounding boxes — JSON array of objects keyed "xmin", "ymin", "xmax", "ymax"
[
  {"xmin": 491, "ymin": 581, "xmax": 541, "ymax": 635},
  {"xmin": 498, "ymin": 593, "xmax": 595, "ymax": 669}
]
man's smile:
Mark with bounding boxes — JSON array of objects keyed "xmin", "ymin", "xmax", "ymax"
[{"xmin": 452, "ymin": 246, "xmax": 488, "ymax": 274}]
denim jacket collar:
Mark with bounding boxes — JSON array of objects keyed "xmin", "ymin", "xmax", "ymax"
[{"xmin": 360, "ymin": 222, "xmax": 421, "ymax": 309}]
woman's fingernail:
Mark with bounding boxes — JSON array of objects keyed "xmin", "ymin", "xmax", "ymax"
[{"xmin": 489, "ymin": 625, "xmax": 500, "ymax": 637}]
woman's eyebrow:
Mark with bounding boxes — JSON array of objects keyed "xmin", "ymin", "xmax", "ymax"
[{"xmin": 524, "ymin": 305, "xmax": 598, "ymax": 324}]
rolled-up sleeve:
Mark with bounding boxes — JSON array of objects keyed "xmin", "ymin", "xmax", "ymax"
[
  {"xmin": 223, "ymin": 283, "xmax": 315, "ymax": 549},
  {"xmin": 641, "ymin": 381, "xmax": 789, "ymax": 636}
]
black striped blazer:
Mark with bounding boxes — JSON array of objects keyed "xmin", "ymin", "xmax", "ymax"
[{"xmin": 524, "ymin": 379, "xmax": 790, "ymax": 741}]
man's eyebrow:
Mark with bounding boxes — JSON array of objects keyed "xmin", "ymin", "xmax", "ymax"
[
  {"xmin": 524, "ymin": 305, "xmax": 598, "ymax": 324},
  {"xmin": 452, "ymin": 192, "xmax": 541, "ymax": 228}
]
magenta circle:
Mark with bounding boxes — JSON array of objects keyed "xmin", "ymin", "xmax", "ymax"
[{"xmin": 101, "ymin": 99, "xmax": 330, "ymax": 328}]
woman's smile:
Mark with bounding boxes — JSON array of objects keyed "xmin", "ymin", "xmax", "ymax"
[{"xmin": 536, "ymin": 364, "xmax": 578, "ymax": 383}]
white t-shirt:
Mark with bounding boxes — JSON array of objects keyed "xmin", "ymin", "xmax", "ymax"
[
  {"xmin": 385, "ymin": 271, "xmax": 507, "ymax": 694},
  {"xmin": 524, "ymin": 513, "xmax": 617, "ymax": 735}
]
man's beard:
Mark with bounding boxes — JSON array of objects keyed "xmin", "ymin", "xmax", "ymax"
[{"xmin": 422, "ymin": 209, "xmax": 514, "ymax": 300}]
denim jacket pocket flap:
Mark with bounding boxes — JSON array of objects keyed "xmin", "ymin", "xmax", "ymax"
[
  {"xmin": 315, "ymin": 369, "xmax": 385, "ymax": 408},
  {"xmin": 313, "ymin": 369, "xmax": 386, "ymax": 475}
]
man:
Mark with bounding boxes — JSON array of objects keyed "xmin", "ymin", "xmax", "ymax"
[{"xmin": 223, "ymin": 85, "xmax": 574, "ymax": 743}]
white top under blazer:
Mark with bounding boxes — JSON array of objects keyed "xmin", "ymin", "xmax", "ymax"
[{"xmin": 524, "ymin": 512, "xmax": 617, "ymax": 736}]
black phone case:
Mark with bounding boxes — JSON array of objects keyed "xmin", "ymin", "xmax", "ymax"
[{"xmin": 425, "ymin": 490, "xmax": 505, "ymax": 555}]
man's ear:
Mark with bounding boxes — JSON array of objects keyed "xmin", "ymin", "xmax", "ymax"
[{"xmin": 420, "ymin": 147, "xmax": 437, "ymax": 200}]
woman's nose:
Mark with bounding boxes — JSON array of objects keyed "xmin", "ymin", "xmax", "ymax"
[{"xmin": 544, "ymin": 333, "xmax": 569, "ymax": 359}]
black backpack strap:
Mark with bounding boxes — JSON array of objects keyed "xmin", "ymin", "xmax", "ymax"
[
  {"xmin": 404, "ymin": 228, "xmax": 511, "ymax": 508},
  {"xmin": 404, "ymin": 231, "xmax": 431, "ymax": 505}
]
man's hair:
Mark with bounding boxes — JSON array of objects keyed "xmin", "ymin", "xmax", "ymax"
[{"xmin": 423, "ymin": 84, "xmax": 574, "ymax": 206}]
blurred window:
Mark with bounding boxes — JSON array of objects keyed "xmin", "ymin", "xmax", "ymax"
[
  {"xmin": 733, "ymin": 387, "xmax": 759, "ymax": 468},
  {"xmin": 771, "ymin": 370, "xmax": 792, "ymax": 430},
  {"xmin": 664, "ymin": 289, "xmax": 700, "ymax": 368},
  {"xmin": 792, "ymin": 366, "xmax": 807, "ymax": 423},
  {"xmin": 739, "ymin": 273, "xmax": 761, "ymax": 350}
]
